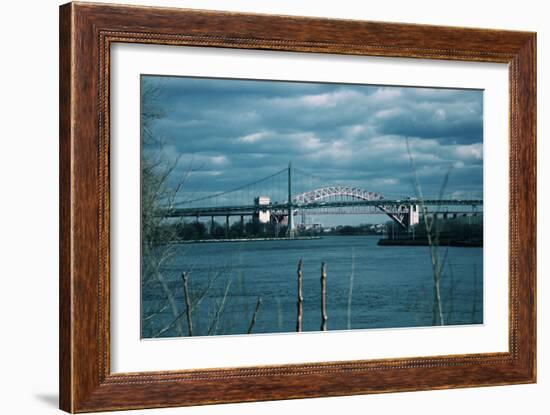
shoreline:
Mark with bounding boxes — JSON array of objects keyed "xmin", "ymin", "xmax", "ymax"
[
  {"xmin": 377, "ymin": 238, "xmax": 483, "ymax": 247},
  {"xmin": 170, "ymin": 236, "xmax": 323, "ymax": 244}
]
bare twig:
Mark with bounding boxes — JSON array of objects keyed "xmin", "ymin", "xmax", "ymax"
[
  {"xmin": 143, "ymin": 302, "xmax": 170, "ymax": 321},
  {"xmin": 182, "ymin": 272, "xmax": 193, "ymax": 336},
  {"xmin": 406, "ymin": 137, "xmax": 453, "ymax": 326},
  {"xmin": 275, "ymin": 297, "xmax": 283, "ymax": 332},
  {"xmin": 447, "ymin": 262, "xmax": 455, "ymax": 324},
  {"xmin": 153, "ymin": 321, "xmax": 177, "ymax": 339},
  {"xmin": 146, "ymin": 262, "xmax": 232, "ymax": 337},
  {"xmin": 347, "ymin": 247, "xmax": 356, "ymax": 330},
  {"xmin": 472, "ymin": 263, "xmax": 479, "ymax": 321},
  {"xmin": 208, "ymin": 278, "xmax": 233, "ymax": 335},
  {"xmin": 146, "ymin": 255, "xmax": 184, "ymax": 336},
  {"xmin": 189, "ymin": 264, "xmax": 228, "ymax": 312}
]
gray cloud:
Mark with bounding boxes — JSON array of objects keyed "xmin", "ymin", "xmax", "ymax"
[{"xmin": 142, "ymin": 75, "xmax": 483, "ymax": 204}]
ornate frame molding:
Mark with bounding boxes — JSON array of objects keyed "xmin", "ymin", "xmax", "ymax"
[{"xmin": 60, "ymin": 2, "xmax": 536, "ymax": 412}]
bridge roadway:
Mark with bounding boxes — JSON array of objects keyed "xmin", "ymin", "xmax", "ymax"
[{"xmin": 161, "ymin": 199, "xmax": 483, "ymax": 218}]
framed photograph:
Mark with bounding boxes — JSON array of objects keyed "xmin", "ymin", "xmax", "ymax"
[{"xmin": 59, "ymin": 2, "xmax": 536, "ymax": 412}]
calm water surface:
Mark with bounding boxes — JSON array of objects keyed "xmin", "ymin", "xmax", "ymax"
[{"xmin": 142, "ymin": 235, "xmax": 483, "ymax": 338}]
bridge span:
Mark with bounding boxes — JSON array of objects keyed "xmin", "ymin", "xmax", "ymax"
[
  {"xmin": 162, "ymin": 197, "xmax": 482, "ymax": 230},
  {"xmin": 163, "ymin": 164, "xmax": 483, "ymax": 232}
]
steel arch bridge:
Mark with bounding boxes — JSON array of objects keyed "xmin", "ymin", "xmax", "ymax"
[
  {"xmin": 290, "ymin": 186, "xmax": 415, "ymax": 228},
  {"xmin": 163, "ymin": 163, "xmax": 483, "ymax": 233},
  {"xmin": 292, "ymin": 186, "xmax": 384, "ymax": 204}
]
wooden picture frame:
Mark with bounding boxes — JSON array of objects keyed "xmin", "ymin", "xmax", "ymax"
[{"xmin": 59, "ymin": 2, "xmax": 536, "ymax": 412}]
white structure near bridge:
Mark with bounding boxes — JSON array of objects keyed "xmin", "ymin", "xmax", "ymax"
[{"xmin": 254, "ymin": 196, "xmax": 271, "ymax": 224}]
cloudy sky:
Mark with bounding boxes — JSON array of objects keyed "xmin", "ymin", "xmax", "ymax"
[{"xmin": 142, "ymin": 75, "xmax": 483, "ymax": 224}]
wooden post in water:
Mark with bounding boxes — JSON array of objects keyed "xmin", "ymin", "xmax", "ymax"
[
  {"xmin": 181, "ymin": 272, "xmax": 193, "ymax": 336},
  {"xmin": 320, "ymin": 262, "xmax": 328, "ymax": 331},
  {"xmin": 247, "ymin": 297, "xmax": 262, "ymax": 334},
  {"xmin": 296, "ymin": 259, "xmax": 303, "ymax": 332}
]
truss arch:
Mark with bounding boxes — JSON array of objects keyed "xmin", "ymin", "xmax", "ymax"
[{"xmin": 291, "ymin": 186, "xmax": 414, "ymax": 228}]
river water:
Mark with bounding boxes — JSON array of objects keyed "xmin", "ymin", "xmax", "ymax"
[{"xmin": 141, "ymin": 235, "xmax": 483, "ymax": 338}]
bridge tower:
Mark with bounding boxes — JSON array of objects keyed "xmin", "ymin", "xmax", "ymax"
[
  {"xmin": 407, "ymin": 203, "xmax": 420, "ymax": 227},
  {"xmin": 287, "ymin": 161, "xmax": 296, "ymax": 237}
]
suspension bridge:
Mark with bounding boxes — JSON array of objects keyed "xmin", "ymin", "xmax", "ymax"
[{"xmin": 162, "ymin": 163, "xmax": 483, "ymax": 234}]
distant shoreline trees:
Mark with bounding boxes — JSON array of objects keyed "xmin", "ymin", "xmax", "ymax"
[{"xmin": 147, "ymin": 214, "xmax": 482, "ymax": 243}]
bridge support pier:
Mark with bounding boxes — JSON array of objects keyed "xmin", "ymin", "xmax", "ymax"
[
  {"xmin": 287, "ymin": 162, "xmax": 296, "ymax": 238},
  {"xmin": 225, "ymin": 215, "xmax": 229, "ymax": 238}
]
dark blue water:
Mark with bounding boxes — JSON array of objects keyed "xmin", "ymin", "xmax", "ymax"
[{"xmin": 141, "ymin": 235, "xmax": 482, "ymax": 338}]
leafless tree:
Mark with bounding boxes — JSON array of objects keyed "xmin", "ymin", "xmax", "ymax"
[
  {"xmin": 406, "ymin": 137, "xmax": 452, "ymax": 326},
  {"xmin": 141, "ymin": 79, "xmax": 262, "ymax": 338},
  {"xmin": 140, "ymin": 79, "xmax": 190, "ymax": 336}
]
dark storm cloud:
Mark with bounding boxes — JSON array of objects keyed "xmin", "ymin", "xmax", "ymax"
[
  {"xmin": 142, "ymin": 75, "xmax": 483, "ymax": 200},
  {"xmin": 373, "ymin": 88, "xmax": 483, "ymax": 144}
]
